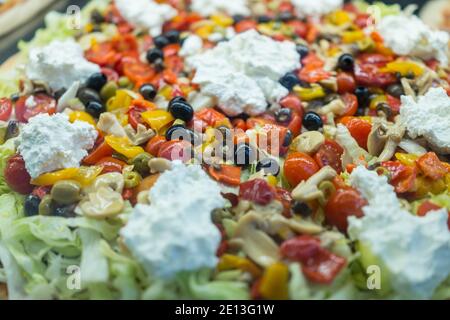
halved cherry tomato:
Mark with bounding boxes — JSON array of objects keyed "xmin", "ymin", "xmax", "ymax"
[
  {"xmin": 284, "ymin": 152, "xmax": 319, "ymax": 187},
  {"xmin": 83, "ymin": 141, "xmax": 114, "ymax": 165},
  {"xmin": 145, "ymin": 136, "xmax": 166, "ymax": 157},
  {"xmin": 340, "ymin": 93, "xmax": 359, "ymax": 117},
  {"xmin": 239, "ymin": 179, "xmax": 276, "ymax": 206},
  {"xmin": 96, "ymin": 156, "xmax": 127, "ymax": 174},
  {"xmin": 280, "ymin": 235, "xmax": 346, "ymax": 284},
  {"xmin": 358, "ymin": 53, "xmax": 394, "ymax": 67},
  {"xmin": 122, "ymin": 59, "xmax": 156, "ymax": 86},
  {"xmin": 275, "ymin": 187, "xmax": 293, "ymax": 218},
  {"xmin": 234, "ymin": 20, "xmax": 257, "ymax": 33},
  {"xmin": 339, "ymin": 116, "xmax": 372, "ymax": 149},
  {"xmin": 299, "ymin": 54, "xmax": 330, "ymax": 83},
  {"xmin": 0, "ymin": 98, "xmax": 13, "ymax": 121},
  {"xmin": 314, "ymin": 139, "xmax": 344, "ymax": 173},
  {"xmin": 15, "ymin": 94, "xmax": 56, "ymax": 123},
  {"xmin": 325, "ymin": 188, "xmax": 367, "ymax": 232},
  {"xmin": 101, "ymin": 67, "xmax": 119, "ymax": 82},
  {"xmin": 354, "ymin": 63, "xmax": 397, "ymax": 88},
  {"xmin": 128, "ymin": 101, "xmax": 155, "ymax": 130},
  {"xmin": 417, "ymin": 201, "xmax": 450, "ymax": 229},
  {"xmin": 85, "ymin": 42, "xmax": 121, "ymax": 67},
  {"xmin": 195, "ymin": 108, "xmax": 227, "ymax": 128},
  {"xmin": 157, "ymin": 140, "xmax": 192, "ymax": 162},
  {"xmin": 111, "ymin": 34, "xmax": 139, "ymax": 57},
  {"xmin": 208, "ymin": 165, "xmax": 241, "ymax": 186},
  {"xmin": 288, "ymin": 20, "xmax": 307, "ymax": 38},
  {"xmin": 280, "ymin": 94, "xmax": 303, "ymax": 114},
  {"xmin": 416, "ymin": 152, "xmax": 448, "ymax": 181},
  {"xmin": 381, "ymin": 161, "xmax": 417, "ymax": 193},
  {"xmin": 4, "ymin": 154, "xmax": 33, "ymax": 194},
  {"xmin": 337, "ymin": 72, "xmax": 356, "ymax": 94}
]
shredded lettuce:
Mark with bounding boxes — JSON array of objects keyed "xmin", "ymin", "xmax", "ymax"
[
  {"xmin": 0, "ymin": 138, "xmax": 18, "ymax": 195},
  {"xmin": 353, "ymin": 1, "xmax": 402, "ymax": 18}
]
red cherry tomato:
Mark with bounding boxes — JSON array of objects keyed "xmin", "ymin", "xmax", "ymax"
[
  {"xmin": 340, "ymin": 93, "xmax": 359, "ymax": 117},
  {"xmin": 96, "ymin": 157, "xmax": 127, "ymax": 174},
  {"xmin": 417, "ymin": 201, "xmax": 450, "ymax": 230},
  {"xmin": 145, "ymin": 136, "xmax": 166, "ymax": 157},
  {"xmin": 381, "ymin": 161, "xmax": 417, "ymax": 193},
  {"xmin": 15, "ymin": 94, "xmax": 56, "ymax": 123},
  {"xmin": 416, "ymin": 152, "xmax": 448, "ymax": 181},
  {"xmin": 280, "ymin": 235, "xmax": 347, "ymax": 284},
  {"xmin": 280, "ymin": 94, "xmax": 303, "ymax": 114},
  {"xmin": 337, "ymin": 72, "xmax": 356, "ymax": 94},
  {"xmin": 357, "ymin": 53, "xmax": 394, "ymax": 67},
  {"xmin": 354, "ymin": 63, "xmax": 397, "ymax": 88},
  {"xmin": 284, "ymin": 152, "xmax": 319, "ymax": 187},
  {"xmin": 0, "ymin": 98, "xmax": 13, "ymax": 121},
  {"xmin": 101, "ymin": 67, "xmax": 119, "ymax": 82},
  {"xmin": 122, "ymin": 60, "xmax": 156, "ymax": 86},
  {"xmin": 234, "ymin": 20, "xmax": 257, "ymax": 33},
  {"xmin": 128, "ymin": 106, "xmax": 148, "ymax": 130},
  {"xmin": 85, "ymin": 42, "xmax": 121, "ymax": 67},
  {"xmin": 288, "ymin": 20, "xmax": 307, "ymax": 38},
  {"xmin": 339, "ymin": 116, "xmax": 372, "ymax": 149},
  {"xmin": 239, "ymin": 179, "xmax": 276, "ymax": 206},
  {"xmin": 325, "ymin": 188, "xmax": 367, "ymax": 232},
  {"xmin": 314, "ymin": 139, "xmax": 344, "ymax": 173},
  {"xmin": 4, "ymin": 154, "xmax": 33, "ymax": 194},
  {"xmin": 157, "ymin": 140, "xmax": 192, "ymax": 162}
]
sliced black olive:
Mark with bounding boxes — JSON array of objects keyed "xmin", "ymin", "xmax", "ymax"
[
  {"xmin": 256, "ymin": 158, "xmax": 280, "ymax": 176},
  {"xmin": 153, "ymin": 35, "xmax": 170, "ymax": 49},
  {"xmin": 232, "ymin": 14, "xmax": 245, "ymax": 24},
  {"xmin": 296, "ymin": 44, "xmax": 309, "ymax": 59},
  {"xmin": 279, "ymin": 72, "xmax": 300, "ymax": 91},
  {"xmin": 90, "ymin": 9, "xmax": 104, "ymax": 24},
  {"xmin": 275, "ymin": 108, "xmax": 292, "ymax": 123},
  {"xmin": 168, "ymin": 101, "xmax": 194, "ymax": 122},
  {"xmin": 165, "ymin": 124, "xmax": 187, "ymax": 141},
  {"xmin": 283, "ymin": 129, "xmax": 293, "ymax": 147},
  {"xmin": 85, "ymin": 101, "xmax": 106, "ymax": 118},
  {"xmin": 77, "ymin": 87, "xmax": 102, "ymax": 106},
  {"xmin": 139, "ymin": 83, "xmax": 157, "ymax": 101},
  {"xmin": 24, "ymin": 195, "xmax": 40, "ymax": 217},
  {"xmin": 338, "ymin": 53, "xmax": 355, "ymax": 72},
  {"xmin": 354, "ymin": 86, "xmax": 370, "ymax": 108},
  {"xmin": 146, "ymin": 48, "xmax": 164, "ymax": 64},
  {"xmin": 303, "ymin": 111, "xmax": 323, "ymax": 131},
  {"xmin": 165, "ymin": 30, "xmax": 180, "ymax": 43},
  {"xmin": 386, "ymin": 84, "xmax": 405, "ymax": 98},
  {"xmin": 278, "ymin": 11, "xmax": 294, "ymax": 22},
  {"xmin": 292, "ymin": 201, "xmax": 312, "ymax": 217},
  {"xmin": 86, "ymin": 72, "xmax": 107, "ymax": 92},
  {"xmin": 257, "ymin": 15, "xmax": 272, "ymax": 23}
]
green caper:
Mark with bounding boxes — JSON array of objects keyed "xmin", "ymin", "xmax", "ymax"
[
  {"xmin": 118, "ymin": 76, "xmax": 132, "ymax": 88},
  {"xmin": 100, "ymin": 81, "xmax": 118, "ymax": 101},
  {"xmin": 124, "ymin": 171, "xmax": 142, "ymax": 188},
  {"xmin": 131, "ymin": 152, "xmax": 152, "ymax": 176},
  {"xmin": 39, "ymin": 195, "xmax": 53, "ymax": 216},
  {"xmin": 51, "ymin": 180, "xmax": 81, "ymax": 205}
]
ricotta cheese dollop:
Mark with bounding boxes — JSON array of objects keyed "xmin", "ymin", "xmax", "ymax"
[
  {"xmin": 121, "ymin": 162, "xmax": 226, "ymax": 279},
  {"xmin": 26, "ymin": 39, "xmax": 100, "ymax": 91},
  {"xmin": 18, "ymin": 113, "xmax": 98, "ymax": 179},
  {"xmin": 292, "ymin": 0, "xmax": 343, "ymax": 18},
  {"xmin": 186, "ymin": 30, "xmax": 301, "ymax": 116},
  {"xmin": 115, "ymin": 0, "xmax": 177, "ymax": 37},
  {"xmin": 348, "ymin": 166, "xmax": 450, "ymax": 299},
  {"xmin": 400, "ymin": 87, "xmax": 450, "ymax": 154},
  {"xmin": 191, "ymin": 0, "xmax": 250, "ymax": 17},
  {"xmin": 377, "ymin": 14, "xmax": 449, "ymax": 65}
]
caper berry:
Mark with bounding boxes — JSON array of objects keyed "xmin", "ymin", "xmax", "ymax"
[
  {"xmin": 100, "ymin": 81, "xmax": 118, "ymax": 101},
  {"xmin": 131, "ymin": 152, "xmax": 153, "ymax": 176},
  {"xmin": 51, "ymin": 180, "xmax": 81, "ymax": 205}
]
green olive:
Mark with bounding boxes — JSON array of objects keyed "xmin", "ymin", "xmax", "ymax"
[
  {"xmin": 100, "ymin": 81, "xmax": 118, "ymax": 101},
  {"xmin": 131, "ymin": 152, "xmax": 152, "ymax": 176},
  {"xmin": 51, "ymin": 180, "xmax": 82, "ymax": 205},
  {"xmin": 118, "ymin": 76, "xmax": 132, "ymax": 88},
  {"xmin": 124, "ymin": 171, "xmax": 142, "ymax": 189},
  {"xmin": 39, "ymin": 195, "xmax": 53, "ymax": 216}
]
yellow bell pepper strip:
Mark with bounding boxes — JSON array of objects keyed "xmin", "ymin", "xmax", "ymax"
[
  {"xmin": 381, "ymin": 61, "xmax": 424, "ymax": 77},
  {"xmin": 141, "ymin": 110, "xmax": 175, "ymax": 132},
  {"xmin": 369, "ymin": 94, "xmax": 387, "ymax": 110},
  {"xmin": 217, "ymin": 254, "xmax": 262, "ymax": 278},
  {"xmin": 293, "ymin": 84, "xmax": 325, "ymax": 101},
  {"xmin": 211, "ymin": 14, "xmax": 233, "ymax": 27},
  {"xmin": 342, "ymin": 30, "xmax": 365, "ymax": 43},
  {"xmin": 69, "ymin": 111, "xmax": 96, "ymax": 126},
  {"xmin": 73, "ymin": 166, "xmax": 103, "ymax": 186},
  {"xmin": 106, "ymin": 89, "xmax": 137, "ymax": 112},
  {"xmin": 105, "ymin": 136, "xmax": 145, "ymax": 159},
  {"xmin": 32, "ymin": 168, "xmax": 79, "ymax": 186},
  {"xmin": 259, "ymin": 262, "xmax": 290, "ymax": 300},
  {"xmin": 327, "ymin": 10, "xmax": 351, "ymax": 26},
  {"xmin": 395, "ymin": 153, "xmax": 419, "ymax": 167}
]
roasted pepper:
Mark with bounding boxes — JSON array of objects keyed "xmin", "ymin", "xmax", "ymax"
[
  {"xmin": 105, "ymin": 136, "xmax": 145, "ymax": 159},
  {"xmin": 395, "ymin": 153, "xmax": 419, "ymax": 167},
  {"xmin": 217, "ymin": 254, "xmax": 262, "ymax": 278},
  {"xmin": 259, "ymin": 262, "xmax": 290, "ymax": 300},
  {"xmin": 32, "ymin": 168, "xmax": 80, "ymax": 186},
  {"xmin": 73, "ymin": 166, "xmax": 103, "ymax": 186},
  {"xmin": 141, "ymin": 110, "xmax": 175, "ymax": 132},
  {"xmin": 69, "ymin": 111, "xmax": 96, "ymax": 126},
  {"xmin": 293, "ymin": 84, "xmax": 325, "ymax": 101},
  {"xmin": 381, "ymin": 60, "xmax": 424, "ymax": 77},
  {"xmin": 342, "ymin": 30, "xmax": 365, "ymax": 43}
]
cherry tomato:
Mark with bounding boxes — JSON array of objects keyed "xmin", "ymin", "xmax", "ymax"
[
  {"xmin": 96, "ymin": 157, "xmax": 127, "ymax": 174},
  {"xmin": 157, "ymin": 140, "xmax": 192, "ymax": 162},
  {"xmin": 284, "ymin": 152, "xmax": 319, "ymax": 187},
  {"xmin": 128, "ymin": 106, "xmax": 148, "ymax": 130},
  {"xmin": 239, "ymin": 179, "xmax": 276, "ymax": 206},
  {"xmin": 299, "ymin": 66, "xmax": 330, "ymax": 83},
  {"xmin": 416, "ymin": 152, "xmax": 448, "ymax": 181},
  {"xmin": 340, "ymin": 93, "xmax": 359, "ymax": 117},
  {"xmin": 314, "ymin": 139, "xmax": 344, "ymax": 173},
  {"xmin": 381, "ymin": 161, "xmax": 417, "ymax": 193},
  {"xmin": 288, "ymin": 20, "xmax": 307, "ymax": 38},
  {"xmin": 280, "ymin": 235, "xmax": 346, "ymax": 284},
  {"xmin": 337, "ymin": 72, "xmax": 356, "ymax": 94},
  {"xmin": 339, "ymin": 116, "xmax": 372, "ymax": 149},
  {"xmin": 235, "ymin": 20, "xmax": 258, "ymax": 33},
  {"xmin": 4, "ymin": 154, "xmax": 33, "ymax": 194},
  {"xmin": 280, "ymin": 94, "xmax": 303, "ymax": 115},
  {"xmin": 0, "ymin": 98, "xmax": 13, "ymax": 121},
  {"xmin": 354, "ymin": 63, "xmax": 397, "ymax": 88},
  {"xmin": 195, "ymin": 108, "xmax": 227, "ymax": 127},
  {"xmin": 112, "ymin": 34, "xmax": 139, "ymax": 56},
  {"xmin": 101, "ymin": 67, "xmax": 119, "ymax": 82},
  {"xmin": 145, "ymin": 136, "xmax": 166, "ymax": 157},
  {"xmin": 354, "ymin": 13, "xmax": 371, "ymax": 29},
  {"xmin": 357, "ymin": 53, "xmax": 394, "ymax": 67},
  {"xmin": 122, "ymin": 59, "xmax": 155, "ymax": 86},
  {"xmin": 325, "ymin": 188, "xmax": 367, "ymax": 232},
  {"xmin": 275, "ymin": 187, "xmax": 293, "ymax": 218},
  {"xmin": 83, "ymin": 141, "xmax": 114, "ymax": 165},
  {"xmin": 85, "ymin": 42, "xmax": 121, "ymax": 67},
  {"xmin": 417, "ymin": 201, "xmax": 450, "ymax": 230},
  {"xmin": 15, "ymin": 94, "xmax": 56, "ymax": 123}
]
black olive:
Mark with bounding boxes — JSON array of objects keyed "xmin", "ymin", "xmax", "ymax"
[
  {"xmin": 338, "ymin": 53, "xmax": 355, "ymax": 72},
  {"xmin": 296, "ymin": 44, "xmax": 309, "ymax": 59},
  {"xmin": 354, "ymin": 86, "xmax": 370, "ymax": 108},
  {"xmin": 165, "ymin": 30, "xmax": 180, "ymax": 43},
  {"xmin": 90, "ymin": 9, "xmax": 104, "ymax": 24},
  {"xmin": 278, "ymin": 11, "xmax": 294, "ymax": 22},
  {"xmin": 279, "ymin": 72, "xmax": 300, "ymax": 91},
  {"xmin": 234, "ymin": 144, "xmax": 256, "ymax": 167},
  {"xmin": 386, "ymin": 84, "xmax": 405, "ymax": 98},
  {"xmin": 275, "ymin": 108, "xmax": 292, "ymax": 123},
  {"xmin": 153, "ymin": 35, "xmax": 170, "ymax": 49},
  {"xmin": 77, "ymin": 87, "xmax": 102, "ymax": 106},
  {"xmin": 283, "ymin": 129, "xmax": 293, "ymax": 147},
  {"xmin": 165, "ymin": 124, "xmax": 187, "ymax": 141},
  {"xmin": 168, "ymin": 101, "xmax": 194, "ymax": 122},
  {"xmin": 85, "ymin": 101, "xmax": 105, "ymax": 118},
  {"xmin": 232, "ymin": 14, "xmax": 245, "ymax": 24},
  {"xmin": 139, "ymin": 83, "xmax": 157, "ymax": 101},
  {"xmin": 256, "ymin": 158, "xmax": 280, "ymax": 176},
  {"xmin": 292, "ymin": 201, "xmax": 312, "ymax": 217},
  {"xmin": 257, "ymin": 15, "xmax": 272, "ymax": 23},
  {"xmin": 86, "ymin": 72, "xmax": 107, "ymax": 92},
  {"xmin": 303, "ymin": 111, "xmax": 323, "ymax": 131},
  {"xmin": 169, "ymin": 96, "xmax": 187, "ymax": 105},
  {"xmin": 154, "ymin": 59, "xmax": 165, "ymax": 72},
  {"xmin": 52, "ymin": 204, "xmax": 77, "ymax": 218},
  {"xmin": 24, "ymin": 195, "xmax": 40, "ymax": 217},
  {"xmin": 4, "ymin": 120, "xmax": 20, "ymax": 141},
  {"xmin": 146, "ymin": 48, "xmax": 164, "ymax": 64}
]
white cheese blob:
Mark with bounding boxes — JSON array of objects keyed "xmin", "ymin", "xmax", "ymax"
[
  {"xmin": 348, "ymin": 166, "xmax": 450, "ymax": 299},
  {"xmin": 186, "ymin": 30, "xmax": 301, "ymax": 116},
  {"xmin": 26, "ymin": 39, "xmax": 100, "ymax": 91},
  {"xmin": 179, "ymin": 35, "xmax": 203, "ymax": 57},
  {"xmin": 377, "ymin": 14, "xmax": 449, "ymax": 65},
  {"xmin": 400, "ymin": 87, "xmax": 450, "ymax": 154},
  {"xmin": 115, "ymin": 0, "xmax": 177, "ymax": 37},
  {"xmin": 292, "ymin": 0, "xmax": 343, "ymax": 18},
  {"xmin": 121, "ymin": 162, "xmax": 226, "ymax": 279},
  {"xmin": 18, "ymin": 113, "xmax": 98, "ymax": 178},
  {"xmin": 191, "ymin": 0, "xmax": 250, "ymax": 17}
]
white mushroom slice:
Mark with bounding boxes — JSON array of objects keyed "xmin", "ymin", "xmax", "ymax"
[
  {"xmin": 148, "ymin": 157, "xmax": 172, "ymax": 174},
  {"xmin": 78, "ymin": 186, "xmax": 124, "ymax": 219},
  {"xmin": 88, "ymin": 172, "xmax": 125, "ymax": 194},
  {"xmin": 367, "ymin": 120, "xmax": 406, "ymax": 161},
  {"xmin": 124, "ymin": 124, "xmax": 155, "ymax": 145},
  {"xmin": 97, "ymin": 112, "xmax": 127, "ymax": 137},
  {"xmin": 335, "ymin": 124, "xmax": 372, "ymax": 168},
  {"xmin": 57, "ymin": 81, "xmax": 80, "ymax": 112},
  {"xmin": 398, "ymin": 139, "xmax": 427, "ymax": 155},
  {"xmin": 292, "ymin": 166, "xmax": 337, "ymax": 202},
  {"xmin": 290, "ymin": 131, "xmax": 325, "ymax": 155},
  {"xmin": 317, "ymin": 99, "xmax": 346, "ymax": 116}
]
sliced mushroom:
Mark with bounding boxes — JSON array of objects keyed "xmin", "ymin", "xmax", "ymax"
[
  {"xmin": 232, "ymin": 212, "xmax": 280, "ymax": 267},
  {"xmin": 401, "ymin": 78, "xmax": 416, "ymax": 98},
  {"xmin": 78, "ymin": 186, "xmax": 124, "ymax": 219},
  {"xmin": 292, "ymin": 166, "xmax": 337, "ymax": 202},
  {"xmin": 335, "ymin": 124, "xmax": 371, "ymax": 168},
  {"xmin": 367, "ymin": 121, "xmax": 389, "ymax": 156},
  {"xmin": 367, "ymin": 119, "xmax": 406, "ymax": 161},
  {"xmin": 88, "ymin": 172, "xmax": 125, "ymax": 194},
  {"xmin": 317, "ymin": 99, "xmax": 346, "ymax": 116},
  {"xmin": 148, "ymin": 157, "xmax": 172, "ymax": 174},
  {"xmin": 97, "ymin": 112, "xmax": 127, "ymax": 137},
  {"xmin": 125, "ymin": 123, "xmax": 155, "ymax": 146},
  {"xmin": 290, "ymin": 131, "xmax": 325, "ymax": 155}
]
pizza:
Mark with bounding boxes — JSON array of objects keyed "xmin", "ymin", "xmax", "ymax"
[{"xmin": 0, "ymin": 0, "xmax": 449, "ymax": 300}]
